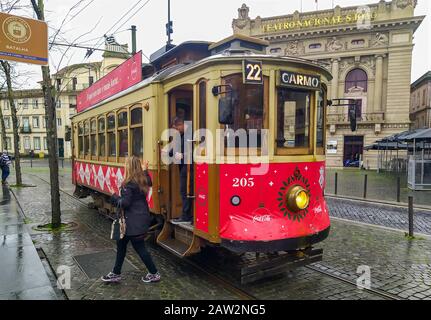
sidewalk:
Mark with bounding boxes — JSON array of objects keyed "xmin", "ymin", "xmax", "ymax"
[{"xmin": 0, "ymin": 185, "xmax": 57, "ymax": 300}]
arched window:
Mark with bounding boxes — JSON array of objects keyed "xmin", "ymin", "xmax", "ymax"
[{"xmin": 345, "ymin": 68, "xmax": 368, "ymax": 93}]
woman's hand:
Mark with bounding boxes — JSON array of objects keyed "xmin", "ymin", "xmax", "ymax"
[{"xmin": 142, "ymin": 160, "xmax": 149, "ymax": 171}]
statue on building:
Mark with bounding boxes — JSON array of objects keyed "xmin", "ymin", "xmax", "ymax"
[
  {"xmin": 285, "ymin": 41, "xmax": 303, "ymax": 56},
  {"xmin": 232, "ymin": 4, "xmax": 251, "ymax": 32},
  {"xmin": 327, "ymin": 37, "xmax": 344, "ymax": 52},
  {"xmin": 373, "ymin": 33, "xmax": 388, "ymax": 46},
  {"xmin": 395, "ymin": 0, "xmax": 417, "ymax": 9}
]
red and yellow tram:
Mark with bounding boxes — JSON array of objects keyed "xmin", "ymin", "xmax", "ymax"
[{"xmin": 71, "ymin": 34, "xmax": 334, "ymax": 282}]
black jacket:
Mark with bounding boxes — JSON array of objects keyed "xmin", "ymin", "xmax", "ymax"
[{"xmin": 111, "ymin": 171, "xmax": 152, "ymax": 236}]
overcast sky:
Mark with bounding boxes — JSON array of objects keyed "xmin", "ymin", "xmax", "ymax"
[{"xmin": 11, "ymin": 0, "xmax": 431, "ymax": 86}]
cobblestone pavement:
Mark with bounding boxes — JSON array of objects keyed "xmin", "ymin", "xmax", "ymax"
[
  {"xmin": 8, "ymin": 170, "xmax": 431, "ymax": 300},
  {"xmin": 327, "ymin": 197, "xmax": 431, "ymax": 235}
]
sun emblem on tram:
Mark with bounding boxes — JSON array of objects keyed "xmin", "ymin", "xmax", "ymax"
[{"xmin": 276, "ymin": 167, "xmax": 311, "ymax": 222}]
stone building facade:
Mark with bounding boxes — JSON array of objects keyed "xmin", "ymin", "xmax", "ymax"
[
  {"xmin": 232, "ymin": 0, "xmax": 424, "ymax": 168},
  {"xmin": 0, "ymin": 44, "xmax": 128, "ymax": 158},
  {"xmin": 410, "ymin": 71, "xmax": 431, "ymax": 129}
]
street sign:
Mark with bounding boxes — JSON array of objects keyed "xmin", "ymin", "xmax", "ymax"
[{"xmin": 0, "ymin": 12, "xmax": 48, "ymax": 65}]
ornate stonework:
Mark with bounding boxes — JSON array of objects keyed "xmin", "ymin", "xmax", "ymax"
[
  {"xmin": 395, "ymin": 0, "xmax": 417, "ymax": 9},
  {"xmin": 285, "ymin": 41, "xmax": 304, "ymax": 56},
  {"xmin": 232, "ymin": 4, "xmax": 250, "ymax": 30},
  {"xmin": 372, "ymin": 33, "xmax": 389, "ymax": 47},
  {"xmin": 327, "ymin": 37, "xmax": 344, "ymax": 52}
]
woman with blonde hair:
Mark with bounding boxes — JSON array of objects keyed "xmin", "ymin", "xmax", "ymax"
[{"xmin": 102, "ymin": 156, "xmax": 160, "ymax": 283}]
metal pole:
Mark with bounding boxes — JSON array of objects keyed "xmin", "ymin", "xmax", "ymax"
[
  {"xmin": 397, "ymin": 176, "xmax": 401, "ymax": 202},
  {"xmin": 363, "ymin": 174, "xmax": 367, "ymax": 199},
  {"xmin": 131, "ymin": 25, "xmax": 137, "ymax": 54},
  {"xmin": 335, "ymin": 172, "xmax": 338, "ymax": 195},
  {"xmin": 408, "ymin": 196, "xmax": 414, "ymax": 238},
  {"xmin": 167, "ymin": 0, "xmax": 172, "ymax": 46}
]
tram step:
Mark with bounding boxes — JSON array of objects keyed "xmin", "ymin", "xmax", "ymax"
[{"xmin": 158, "ymin": 238, "xmax": 191, "ymax": 257}]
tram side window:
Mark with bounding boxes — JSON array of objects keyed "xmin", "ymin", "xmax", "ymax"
[
  {"xmin": 131, "ymin": 107, "xmax": 143, "ymax": 157},
  {"xmin": 117, "ymin": 111, "xmax": 128, "ymax": 158},
  {"xmin": 84, "ymin": 121, "xmax": 90, "ymax": 156},
  {"xmin": 316, "ymin": 89, "xmax": 326, "ymax": 150},
  {"xmin": 107, "ymin": 114, "xmax": 116, "ymax": 157},
  {"xmin": 90, "ymin": 119, "xmax": 97, "ymax": 156},
  {"xmin": 198, "ymin": 81, "xmax": 206, "ymax": 130},
  {"xmin": 98, "ymin": 118, "xmax": 106, "ymax": 157},
  {"xmin": 78, "ymin": 123, "xmax": 84, "ymax": 157},
  {"xmin": 277, "ymin": 89, "xmax": 310, "ymax": 151},
  {"xmin": 223, "ymin": 74, "xmax": 266, "ymax": 148}
]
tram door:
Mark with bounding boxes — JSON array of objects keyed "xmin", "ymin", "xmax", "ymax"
[{"xmin": 168, "ymin": 86, "xmax": 194, "ymax": 220}]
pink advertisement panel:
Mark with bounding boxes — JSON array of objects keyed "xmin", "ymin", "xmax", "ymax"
[
  {"xmin": 219, "ymin": 162, "xmax": 329, "ymax": 242},
  {"xmin": 74, "ymin": 161, "xmax": 153, "ymax": 209},
  {"xmin": 77, "ymin": 51, "xmax": 142, "ymax": 113},
  {"xmin": 195, "ymin": 163, "xmax": 209, "ymax": 233}
]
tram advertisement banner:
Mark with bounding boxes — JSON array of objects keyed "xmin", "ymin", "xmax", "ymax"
[{"xmin": 77, "ymin": 51, "xmax": 142, "ymax": 113}]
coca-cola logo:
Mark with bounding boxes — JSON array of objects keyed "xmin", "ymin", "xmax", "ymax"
[{"xmin": 253, "ymin": 215, "xmax": 271, "ymax": 223}]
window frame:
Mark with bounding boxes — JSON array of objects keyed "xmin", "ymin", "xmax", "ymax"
[
  {"xmin": 345, "ymin": 68, "xmax": 368, "ymax": 93},
  {"xmin": 97, "ymin": 115, "xmax": 107, "ymax": 161},
  {"xmin": 107, "ymin": 113, "xmax": 117, "ymax": 162},
  {"xmin": 130, "ymin": 104, "xmax": 143, "ymax": 159},
  {"xmin": 117, "ymin": 109, "xmax": 129, "ymax": 162},
  {"xmin": 275, "ymin": 87, "xmax": 316, "ymax": 156},
  {"xmin": 90, "ymin": 118, "xmax": 97, "ymax": 160},
  {"xmin": 316, "ymin": 85, "xmax": 327, "ymax": 156},
  {"xmin": 78, "ymin": 122, "xmax": 84, "ymax": 158},
  {"xmin": 84, "ymin": 120, "xmax": 91, "ymax": 159},
  {"xmin": 220, "ymin": 73, "xmax": 269, "ymax": 156}
]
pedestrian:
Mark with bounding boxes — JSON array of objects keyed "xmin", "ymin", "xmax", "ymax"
[
  {"xmin": 0, "ymin": 150, "xmax": 11, "ymax": 185},
  {"xmin": 101, "ymin": 156, "xmax": 160, "ymax": 283},
  {"xmin": 170, "ymin": 117, "xmax": 194, "ymax": 225}
]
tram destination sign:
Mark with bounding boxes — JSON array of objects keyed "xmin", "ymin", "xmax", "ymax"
[
  {"xmin": 77, "ymin": 51, "xmax": 142, "ymax": 113},
  {"xmin": 279, "ymin": 70, "xmax": 321, "ymax": 91}
]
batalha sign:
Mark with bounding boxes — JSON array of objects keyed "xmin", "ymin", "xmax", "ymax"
[
  {"xmin": 77, "ymin": 51, "xmax": 142, "ymax": 113},
  {"xmin": 279, "ymin": 71, "xmax": 321, "ymax": 91},
  {"xmin": 0, "ymin": 12, "xmax": 48, "ymax": 65},
  {"xmin": 262, "ymin": 11, "xmax": 377, "ymax": 33}
]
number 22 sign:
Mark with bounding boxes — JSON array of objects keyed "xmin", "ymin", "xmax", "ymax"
[{"xmin": 243, "ymin": 60, "xmax": 263, "ymax": 85}]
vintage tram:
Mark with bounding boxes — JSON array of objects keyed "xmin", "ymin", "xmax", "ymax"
[{"xmin": 71, "ymin": 34, "xmax": 334, "ymax": 282}]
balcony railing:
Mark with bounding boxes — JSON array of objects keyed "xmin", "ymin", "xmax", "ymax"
[{"xmin": 327, "ymin": 112, "xmax": 385, "ymax": 125}]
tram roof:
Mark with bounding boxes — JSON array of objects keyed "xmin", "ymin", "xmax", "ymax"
[{"xmin": 72, "ymin": 51, "xmax": 331, "ymax": 117}]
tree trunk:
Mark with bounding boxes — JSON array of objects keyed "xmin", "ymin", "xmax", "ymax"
[
  {"xmin": 0, "ymin": 102, "xmax": 7, "ymax": 151},
  {"xmin": 31, "ymin": 0, "xmax": 61, "ymax": 228},
  {"xmin": 0, "ymin": 60, "xmax": 22, "ymax": 186}
]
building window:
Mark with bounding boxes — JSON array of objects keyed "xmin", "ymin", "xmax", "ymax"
[
  {"xmin": 117, "ymin": 111, "xmax": 128, "ymax": 158},
  {"xmin": 22, "ymin": 99, "xmax": 28, "ymax": 109},
  {"xmin": 57, "ymin": 118, "xmax": 62, "ymax": 127},
  {"xmin": 44, "ymin": 137, "xmax": 48, "ymax": 150},
  {"xmin": 6, "ymin": 137, "xmax": 11, "ymax": 150},
  {"xmin": 309, "ymin": 43, "xmax": 322, "ymax": 49},
  {"xmin": 4, "ymin": 117, "xmax": 10, "ymax": 129},
  {"xmin": 4, "ymin": 101, "xmax": 9, "ymax": 110},
  {"xmin": 351, "ymin": 39, "xmax": 365, "ymax": 46},
  {"xmin": 24, "ymin": 136, "xmax": 31, "ymax": 150},
  {"xmin": 107, "ymin": 114, "xmax": 116, "ymax": 157},
  {"xmin": 32, "ymin": 116, "xmax": 39, "ymax": 128},
  {"xmin": 43, "ymin": 117, "xmax": 47, "ymax": 128},
  {"xmin": 345, "ymin": 68, "xmax": 368, "ymax": 93},
  {"xmin": 277, "ymin": 89, "xmax": 311, "ymax": 152},
  {"xmin": 98, "ymin": 117, "xmax": 106, "ymax": 157},
  {"xmin": 270, "ymin": 47, "xmax": 282, "ymax": 54},
  {"xmin": 56, "ymin": 100, "xmax": 62, "ymax": 108},
  {"xmin": 34, "ymin": 137, "xmax": 41, "ymax": 150},
  {"xmin": 33, "ymin": 99, "xmax": 38, "ymax": 109},
  {"xmin": 22, "ymin": 117, "xmax": 30, "ymax": 129},
  {"xmin": 89, "ymin": 76, "xmax": 94, "ymax": 86},
  {"xmin": 56, "ymin": 79, "xmax": 61, "ymax": 91},
  {"xmin": 130, "ymin": 106, "xmax": 143, "ymax": 157},
  {"xmin": 72, "ymin": 77, "xmax": 77, "ymax": 91}
]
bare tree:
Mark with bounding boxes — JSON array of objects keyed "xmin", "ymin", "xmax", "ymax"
[
  {"xmin": 0, "ymin": 79, "xmax": 8, "ymax": 151},
  {"xmin": 0, "ymin": 61, "xmax": 23, "ymax": 186}
]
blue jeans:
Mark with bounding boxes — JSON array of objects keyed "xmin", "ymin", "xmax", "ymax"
[
  {"xmin": 113, "ymin": 235, "xmax": 157, "ymax": 275},
  {"xmin": 1, "ymin": 167, "xmax": 10, "ymax": 182}
]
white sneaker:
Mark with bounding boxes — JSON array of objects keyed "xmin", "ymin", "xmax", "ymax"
[{"xmin": 142, "ymin": 272, "xmax": 161, "ymax": 283}]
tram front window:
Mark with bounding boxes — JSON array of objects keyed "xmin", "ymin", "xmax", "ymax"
[
  {"xmin": 277, "ymin": 89, "xmax": 311, "ymax": 152},
  {"xmin": 223, "ymin": 74, "xmax": 266, "ymax": 148}
]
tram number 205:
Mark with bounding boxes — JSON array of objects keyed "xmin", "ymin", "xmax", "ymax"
[{"xmin": 232, "ymin": 177, "xmax": 255, "ymax": 188}]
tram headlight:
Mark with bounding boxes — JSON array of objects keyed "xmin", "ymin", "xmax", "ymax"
[
  {"xmin": 286, "ymin": 185, "xmax": 310, "ymax": 212},
  {"xmin": 231, "ymin": 195, "xmax": 241, "ymax": 206}
]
